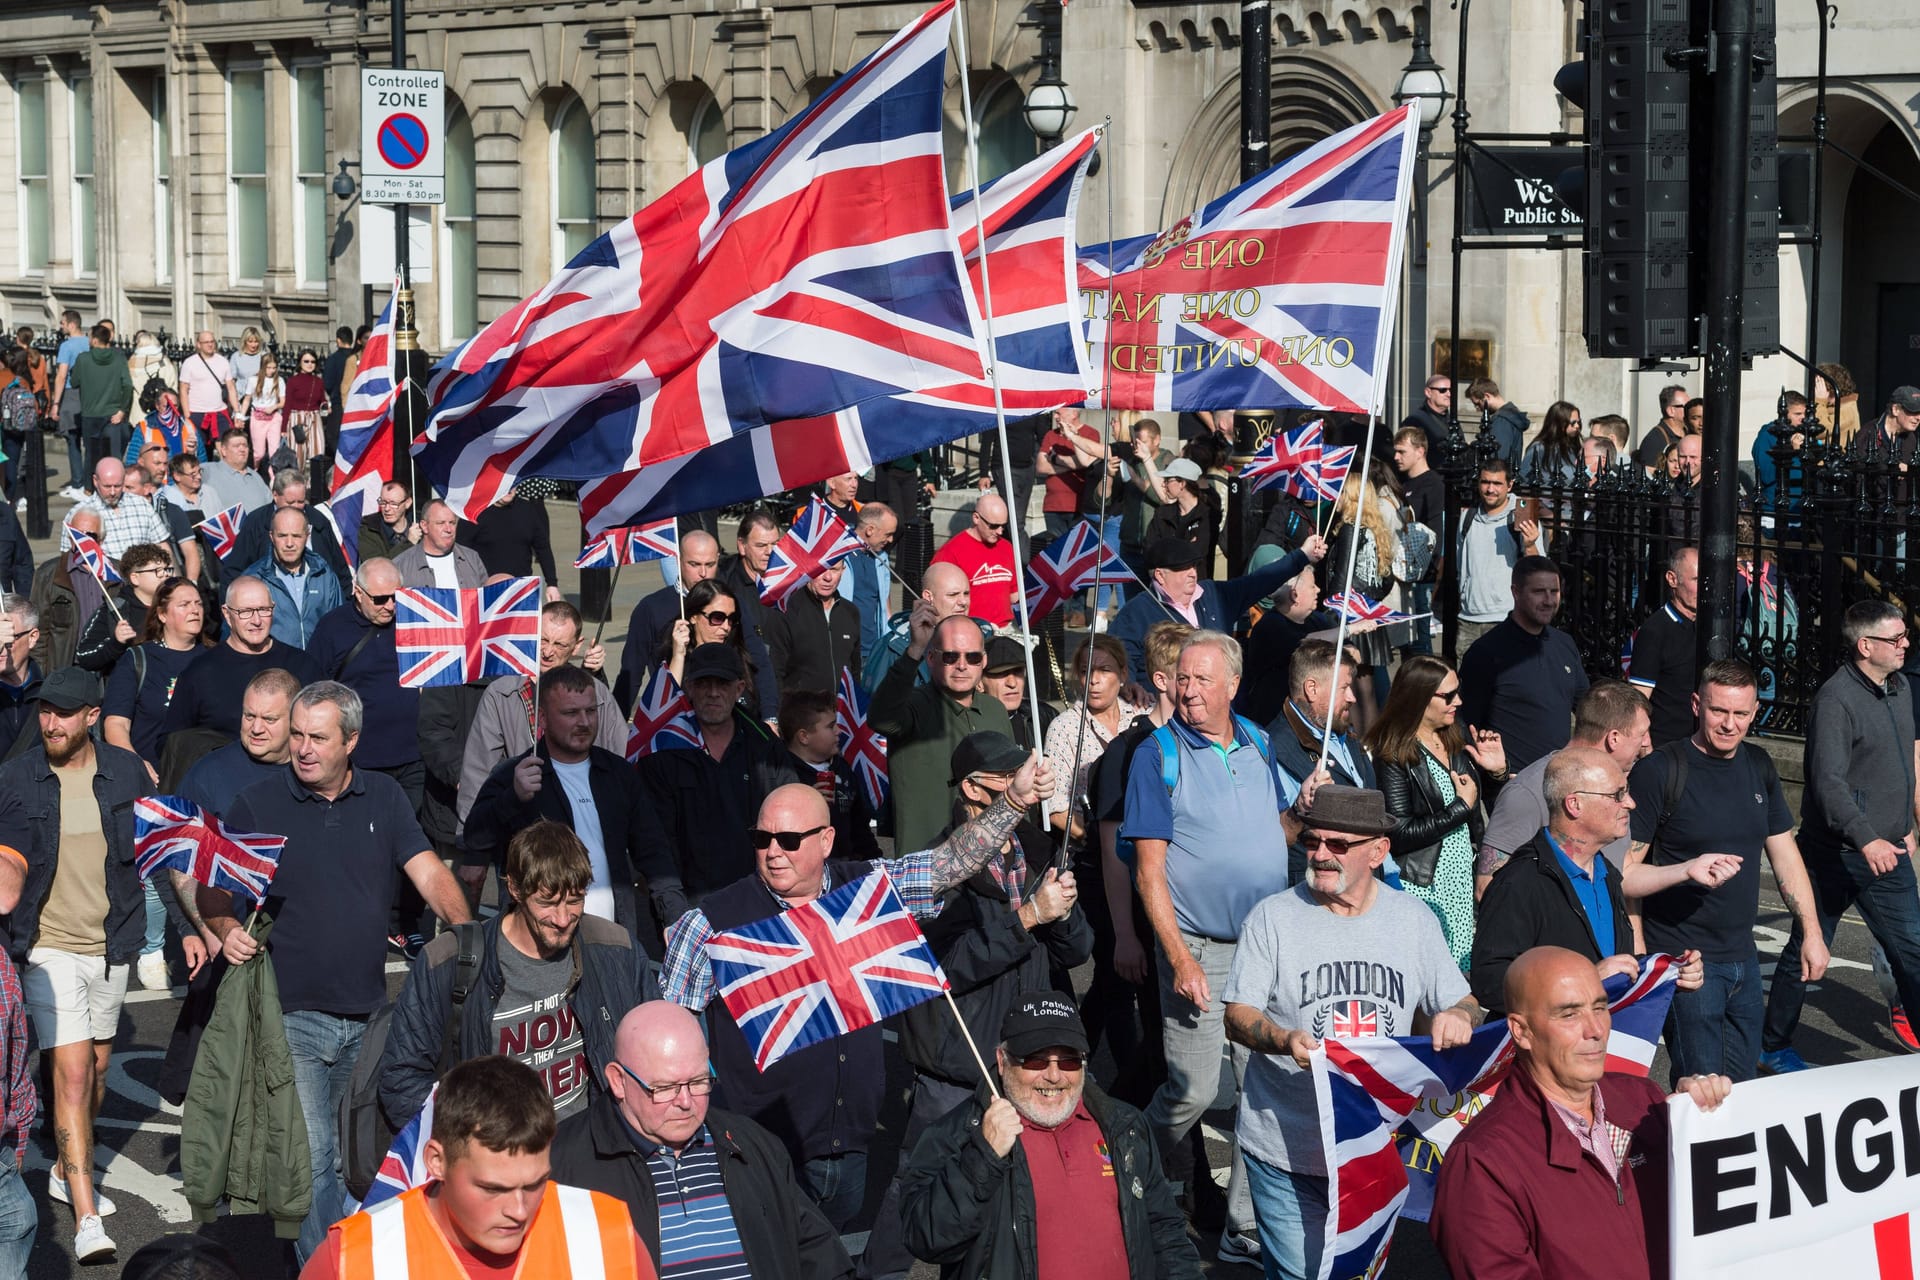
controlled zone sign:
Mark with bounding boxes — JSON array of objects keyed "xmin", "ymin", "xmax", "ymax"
[
  {"xmin": 360, "ymin": 68, "xmax": 445, "ymax": 204},
  {"xmin": 1670, "ymin": 1056, "xmax": 1920, "ymax": 1279}
]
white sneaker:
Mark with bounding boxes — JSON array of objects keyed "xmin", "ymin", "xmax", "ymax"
[
  {"xmin": 136, "ymin": 950, "xmax": 169, "ymax": 991},
  {"xmin": 1092, "ymin": 611, "xmax": 1110, "ymax": 633},
  {"xmin": 49, "ymin": 1172, "xmax": 116, "ymax": 1216},
  {"xmin": 73, "ymin": 1214, "xmax": 116, "ymax": 1262},
  {"xmin": 11, "ymin": 498, "xmax": 22, "ymax": 513},
  {"xmin": 58, "ymin": 484, "xmax": 86, "ymax": 502}
]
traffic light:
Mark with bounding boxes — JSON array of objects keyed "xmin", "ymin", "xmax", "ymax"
[{"xmin": 1557, "ymin": 0, "xmax": 1779, "ymax": 361}]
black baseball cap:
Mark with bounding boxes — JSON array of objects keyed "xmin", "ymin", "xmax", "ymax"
[
  {"xmin": 38, "ymin": 666, "xmax": 101, "ymax": 712},
  {"xmin": 1890, "ymin": 385, "xmax": 1920, "ymax": 415},
  {"xmin": 684, "ymin": 643, "xmax": 744, "ymax": 683},
  {"xmin": 1146, "ymin": 537, "xmax": 1206, "ymax": 572},
  {"xmin": 949, "ymin": 730, "xmax": 1028, "ymax": 786},
  {"xmin": 1000, "ymin": 991, "xmax": 1089, "ymax": 1058}
]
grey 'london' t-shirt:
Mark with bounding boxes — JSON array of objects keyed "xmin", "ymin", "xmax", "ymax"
[{"xmin": 1222, "ymin": 883, "xmax": 1469, "ymax": 1175}]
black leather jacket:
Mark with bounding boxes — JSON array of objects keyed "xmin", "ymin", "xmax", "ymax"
[{"xmin": 1377, "ymin": 746, "xmax": 1487, "ymax": 887}]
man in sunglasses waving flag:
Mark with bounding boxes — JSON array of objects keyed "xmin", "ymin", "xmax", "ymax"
[{"xmin": 657, "ymin": 752, "xmax": 1055, "ymax": 1235}]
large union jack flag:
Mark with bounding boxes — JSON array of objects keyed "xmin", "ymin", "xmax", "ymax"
[
  {"xmin": 414, "ymin": 1, "xmax": 986, "ymax": 521},
  {"xmin": 394, "ymin": 576, "xmax": 542, "ymax": 688},
  {"xmin": 835, "ymin": 668, "xmax": 888, "ymax": 811},
  {"xmin": 66, "ymin": 526, "xmax": 120, "ymax": 585},
  {"xmin": 576, "ymin": 518, "xmax": 679, "ymax": 570},
  {"xmin": 1309, "ymin": 955, "xmax": 1679, "ymax": 1280},
  {"xmin": 1022, "ymin": 517, "xmax": 1137, "ymax": 624},
  {"xmin": 575, "ymin": 126, "xmax": 1102, "ymax": 535},
  {"xmin": 708, "ymin": 870, "xmax": 949, "ymax": 1071},
  {"xmin": 626, "ymin": 664, "xmax": 704, "ymax": 762},
  {"xmin": 758, "ymin": 497, "xmax": 862, "ymax": 609},
  {"xmin": 324, "ymin": 291, "xmax": 400, "ymax": 572},
  {"xmin": 195, "ymin": 503, "xmax": 246, "ymax": 562},
  {"xmin": 133, "ymin": 795, "xmax": 287, "ymax": 907},
  {"xmin": 1078, "ymin": 106, "xmax": 1417, "ymax": 414},
  {"xmin": 1242, "ymin": 419, "xmax": 1326, "ymax": 494}
]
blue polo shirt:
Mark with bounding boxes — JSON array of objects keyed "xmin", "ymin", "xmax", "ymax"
[
  {"xmin": 1120, "ymin": 714, "xmax": 1299, "ymax": 942},
  {"xmin": 227, "ymin": 766, "xmax": 428, "ymax": 1016},
  {"xmin": 1544, "ymin": 829, "xmax": 1616, "ymax": 956}
]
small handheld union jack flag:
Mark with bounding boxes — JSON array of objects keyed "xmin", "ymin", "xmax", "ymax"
[
  {"xmin": 1241, "ymin": 420, "xmax": 1326, "ymax": 494},
  {"xmin": 1022, "ymin": 518, "xmax": 1137, "ymax": 624},
  {"xmin": 1324, "ymin": 591, "xmax": 1411, "ymax": 625},
  {"xmin": 1301, "ymin": 445, "xmax": 1357, "ymax": 502},
  {"xmin": 835, "ymin": 668, "xmax": 888, "ymax": 811},
  {"xmin": 758, "ymin": 497, "xmax": 862, "ymax": 609},
  {"xmin": 575, "ymin": 518, "xmax": 679, "ymax": 570},
  {"xmin": 66, "ymin": 526, "xmax": 121, "ymax": 585},
  {"xmin": 361, "ymin": 1085, "xmax": 435, "ymax": 1209},
  {"xmin": 195, "ymin": 503, "xmax": 247, "ymax": 561},
  {"xmin": 707, "ymin": 870, "xmax": 950, "ymax": 1071},
  {"xmin": 134, "ymin": 795, "xmax": 287, "ymax": 907},
  {"xmin": 394, "ymin": 576, "xmax": 543, "ymax": 688},
  {"xmin": 626, "ymin": 664, "xmax": 704, "ymax": 762}
]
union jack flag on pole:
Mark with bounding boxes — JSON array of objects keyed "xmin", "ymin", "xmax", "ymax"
[
  {"xmin": 1323, "ymin": 591, "xmax": 1412, "ymax": 626},
  {"xmin": 575, "ymin": 518, "xmax": 678, "ymax": 570},
  {"xmin": 1022, "ymin": 518, "xmax": 1138, "ymax": 624},
  {"xmin": 333, "ymin": 287, "xmax": 398, "ymax": 486},
  {"xmin": 1303, "ymin": 445, "xmax": 1357, "ymax": 502},
  {"xmin": 195, "ymin": 503, "xmax": 246, "ymax": 562},
  {"xmin": 758, "ymin": 498, "xmax": 862, "ymax": 609},
  {"xmin": 133, "ymin": 795, "xmax": 287, "ymax": 907},
  {"xmin": 414, "ymin": 1, "xmax": 987, "ymax": 521},
  {"xmin": 835, "ymin": 668, "xmax": 888, "ymax": 811},
  {"xmin": 626, "ymin": 665, "xmax": 703, "ymax": 762},
  {"xmin": 66, "ymin": 526, "xmax": 120, "ymax": 585},
  {"xmin": 1078, "ymin": 106, "xmax": 1417, "ymax": 415},
  {"xmin": 1309, "ymin": 955, "xmax": 1679, "ymax": 1280},
  {"xmin": 361, "ymin": 1085, "xmax": 435, "ymax": 1209},
  {"xmin": 707, "ymin": 870, "xmax": 949, "ymax": 1071},
  {"xmin": 393, "ymin": 576, "xmax": 543, "ymax": 688},
  {"xmin": 1241, "ymin": 419, "xmax": 1326, "ymax": 494},
  {"xmin": 574, "ymin": 127, "xmax": 1102, "ymax": 535}
]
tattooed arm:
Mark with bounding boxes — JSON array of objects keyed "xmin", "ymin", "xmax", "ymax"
[
  {"xmin": 1764, "ymin": 831, "xmax": 1830, "ymax": 981},
  {"xmin": 1225, "ymin": 1003, "xmax": 1317, "ymax": 1068},
  {"xmin": 896, "ymin": 756, "xmax": 1056, "ymax": 910}
]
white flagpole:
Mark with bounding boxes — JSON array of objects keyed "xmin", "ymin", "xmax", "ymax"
[
  {"xmin": 1317, "ymin": 413, "xmax": 1379, "ymax": 776},
  {"xmin": 954, "ymin": 1, "xmax": 1044, "ymax": 752}
]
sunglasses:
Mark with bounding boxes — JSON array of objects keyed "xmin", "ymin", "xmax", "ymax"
[
  {"xmin": 1433, "ymin": 686, "xmax": 1463, "ymax": 703},
  {"xmin": 976, "ymin": 517, "xmax": 1007, "ymax": 531},
  {"xmin": 748, "ymin": 824, "xmax": 828, "ymax": 851},
  {"xmin": 1016, "ymin": 1052, "xmax": 1085, "ymax": 1072},
  {"xmin": 700, "ymin": 610, "xmax": 736, "ymax": 626},
  {"xmin": 1299, "ymin": 832, "xmax": 1370, "ymax": 855},
  {"xmin": 359, "ymin": 590, "xmax": 396, "ymax": 606},
  {"xmin": 934, "ymin": 649, "xmax": 985, "ymax": 667}
]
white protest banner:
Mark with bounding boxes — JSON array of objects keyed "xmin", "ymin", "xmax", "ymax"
[{"xmin": 1669, "ymin": 1056, "xmax": 1920, "ymax": 1278}]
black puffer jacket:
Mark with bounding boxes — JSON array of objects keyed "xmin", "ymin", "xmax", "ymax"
[
  {"xmin": 898, "ymin": 1080, "xmax": 1203, "ymax": 1280},
  {"xmin": 1377, "ymin": 745, "xmax": 1487, "ymax": 887},
  {"xmin": 1470, "ymin": 830, "xmax": 1633, "ymax": 1014}
]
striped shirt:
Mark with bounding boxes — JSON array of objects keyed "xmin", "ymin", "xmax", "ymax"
[{"xmin": 643, "ymin": 1125, "xmax": 752, "ymax": 1280}]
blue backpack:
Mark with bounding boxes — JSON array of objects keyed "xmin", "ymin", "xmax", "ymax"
[{"xmin": 1115, "ymin": 714, "xmax": 1274, "ymax": 867}]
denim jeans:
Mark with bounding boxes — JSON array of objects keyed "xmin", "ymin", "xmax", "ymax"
[
  {"xmin": 1763, "ymin": 846, "xmax": 1920, "ymax": 1052},
  {"xmin": 0, "ymin": 1163, "xmax": 34, "ymax": 1275},
  {"xmin": 800, "ymin": 1149, "xmax": 867, "ymax": 1235},
  {"xmin": 1094, "ymin": 515, "xmax": 1126, "ymax": 612},
  {"xmin": 1148, "ymin": 931, "xmax": 1254, "ymax": 1236},
  {"xmin": 1665, "ymin": 952, "xmax": 1763, "ymax": 1083},
  {"xmin": 1243, "ymin": 1153, "xmax": 1327, "ymax": 1280},
  {"xmin": 141, "ymin": 880, "xmax": 166, "ymax": 957},
  {"xmin": 285, "ymin": 1009, "xmax": 368, "ymax": 1264}
]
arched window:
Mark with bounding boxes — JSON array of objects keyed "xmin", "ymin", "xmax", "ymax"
[
  {"xmin": 551, "ymin": 99, "xmax": 596, "ymax": 270},
  {"xmin": 642, "ymin": 83, "xmax": 723, "ymax": 204},
  {"xmin": 944, "ymin": 78, "xmax": 1031, "ymax": 193},
  {"xmin": 689, "ymin": 96, "xmax": 726, "ymax": 170},
  {"xmin": 440, "ymin": 108, "xmax": 477, "ymax": 343}
]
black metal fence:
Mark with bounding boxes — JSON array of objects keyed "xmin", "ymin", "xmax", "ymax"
[{"xmin": 1431, "ymin": 414, "xmax": 1916, "ymax": 737}]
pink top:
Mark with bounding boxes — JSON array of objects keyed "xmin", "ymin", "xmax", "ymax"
[{"xmin": 179, "ymin": 351, "xmax": 233, "ymax": 415}]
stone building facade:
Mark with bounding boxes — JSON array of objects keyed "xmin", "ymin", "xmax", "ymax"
[{"xmin": 1, "ymin": 0, "xmax": 1915, "ymax": 445}]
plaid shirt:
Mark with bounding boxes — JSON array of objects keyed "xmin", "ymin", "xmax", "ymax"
[
  {"xmin": 76, "ymin": 491, "xmax": 170, "ymax": 560},
  {"xmin": 1546, "ymin": 1089, "xmax": 1624, "ymax": 1183},
  {"xmin": 0, "ymin": 941, "xmax": 35, "ymax": 1166},
  {"xmin": 659, "ymin": 855, "xmax": 945, "ymax": 1011}
]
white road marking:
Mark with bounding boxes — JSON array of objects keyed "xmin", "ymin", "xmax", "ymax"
[
  {"xmin": 1752, "ymin": 924, "xmax": 1870, "ymax": 971},
  {"xmin": 25, "ymin": 1051, "xmax": 194, "ymax": 1224}
]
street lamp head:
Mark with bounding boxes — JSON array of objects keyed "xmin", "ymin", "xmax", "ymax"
[
  {"xmin": 332, "ymin": 158, "xmax": 357, "ymax": 201},
  {"xmin": 1395, "ymin": 34, "xmax": 1451, "ymax": 131},
  {"xmin": 1022, "ymin": 78, "xmax": 1076, "ymax": 143}
]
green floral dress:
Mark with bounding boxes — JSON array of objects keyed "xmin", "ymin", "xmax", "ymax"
[{"xmin": 1404, "ymin": 749, "xmax": 1477, "ymax": 970}]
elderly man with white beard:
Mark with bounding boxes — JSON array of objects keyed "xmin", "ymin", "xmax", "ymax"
[{"xmin": 898, "ymin": 992, "xmax": 1202, "ymax": 1280}]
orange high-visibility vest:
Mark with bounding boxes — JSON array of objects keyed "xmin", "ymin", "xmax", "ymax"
[{"xmin": 333, "ymin": 1182, "xmax": 647, "ymax": 1280}]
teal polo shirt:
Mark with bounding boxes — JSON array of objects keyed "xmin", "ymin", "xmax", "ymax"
[{"xmin": 1121, "ymin": 714, "xmax": 1299, "ymax": 942}]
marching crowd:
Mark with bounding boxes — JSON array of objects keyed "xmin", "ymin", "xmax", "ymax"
[{"xmin": 0, "ymin": 334, "xmax": 1915, "ymax": 1280}]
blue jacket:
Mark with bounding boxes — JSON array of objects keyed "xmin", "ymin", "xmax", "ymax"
[
  {"xmin": 840, "ymin": 547, "xmax": 891, "ymax": 667},
  {"xmin": 241, "ymin": 550, "xmax": 342, "ymax": 648},
  {"xmin": 1108, "ymin": 548, "xmax": 1312, "ymax": 684},
  {"xmin": 1750, "ymin": 419, "xmax": 1807, "ymax": 512}
]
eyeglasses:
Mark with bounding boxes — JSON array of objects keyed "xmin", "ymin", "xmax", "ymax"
[
  {"xmin": 1299, "ymin": 832, "xmax": 1370, "ymax": 855},
  {"xmin": 1432, "ymin": 686, "xmax": 1463, "ymax": 703},
  {"xmin": 1864, "ymin": 633, "xmax": 1910, "ymax": 648},
  {"xmin": 700, "ymin": 610, "xmax": 736, "ymax": 627},
  {"xmin": 616, "ymin": 1062, "xmax": 716, "ymax": 1104},
  {"xmin": 1573, "ymin": 788, "xmax": 1631, "ymax": 804},
  {"xmin": 934, "ymin": 649, "xmax": 986, "ymax": 667},
  {"xmin": 1016, "ymin": 1052, "xmax": 1085, "ymax": 1072},
  {"xmin": 129, "ymin": 565, "xmax": 167, "ymax": 578},
  {"xmin": 226, "ymin": 605, "xmax": 274, "ymax": 619},
  {"xmin": 748, "ymin": 824, "xmax": 829, "ymax": 851}
]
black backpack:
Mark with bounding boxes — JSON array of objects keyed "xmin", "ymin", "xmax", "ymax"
[
  {"xmin": 1641, "ymin": 739, "xmax": 1780, "ymax": 865},
  {"xmin": 338, "ymin": 922, "xmax": 482, "ymax": 1200}
]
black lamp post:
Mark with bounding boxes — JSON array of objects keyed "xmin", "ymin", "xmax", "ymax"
[
  {"xmin": 1394, "ymin": 21, "xmax": 1450, "ymax": 420},
  {"xmin": 1021, "ymin": 0, "xmax": 1075, "ymax": 146}
]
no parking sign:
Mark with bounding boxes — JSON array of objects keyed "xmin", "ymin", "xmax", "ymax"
[{"xmin": 360, "ymin": 68, "xmax": 445, "ymax": 204}]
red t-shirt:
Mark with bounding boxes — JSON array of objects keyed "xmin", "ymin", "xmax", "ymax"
[
  {"xmin": 930, "ymin": 531, "xmax": 1018, "ymax": 627},
  {"xmin": 1018, "ymin": 1100, "xmax": 1130, "ymax": 1280},
  {"xmin": 1041, "ymin": 424, "xmax": 1101, "ymax": 513}
]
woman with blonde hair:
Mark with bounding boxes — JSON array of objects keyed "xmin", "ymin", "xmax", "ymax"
[
  {"xmin": 230, "ymin": 326, "xmax": 266, "ymax": 419},
  {"xmin": 127, "ymin": 331, "xmax": 177, "ymax": 392},
  {"xmin": 248, "ymin": 350, "xmax": 286, "ymax": 468},
  {"xmin": 1323, "ymin": 457, "xmax": 1404, "ymax": 729}
]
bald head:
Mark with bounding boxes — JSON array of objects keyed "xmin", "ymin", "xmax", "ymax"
[
  {"xmin": 609, "ymin": 1002, "xmax": 712, "ymax": 1147},
  {"xmin": 754, "ymin": 783, "xmax": 837, "ymax": 902},
  {"xmin": 613, "ymin": 1001, "xmax": 708, "ymax": 1074},
  {"xmin": 1505, "ymin": 946, "xmax": 1601, "ymax": 1017},
  {"xmin": 973, "ymin": 494, "xmax": 1009, "ymax": 546},
  {"xmin": 758, "ymin": 781, "xmax": 832, "ymax": 831},
  {"xmin": 680, "ymin": 530, "xmax": 720, "ymax": 586},
  {"xmin": 922, "ymin": 561, "xmax": 970, "ymax": 618},
  {"xmin": 1542, "ymin": 746, "xmax": 1630, "ymax": 846}
]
